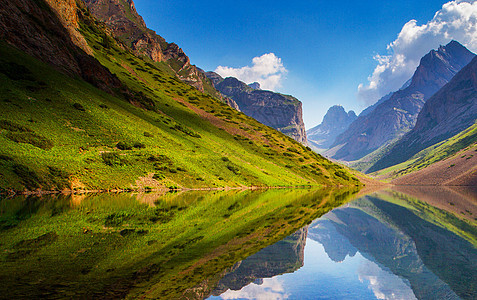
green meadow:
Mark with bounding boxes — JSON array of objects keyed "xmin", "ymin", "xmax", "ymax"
[{"xmin": 0, "ymin": 8, "xmax": 360, "ymax": 192}]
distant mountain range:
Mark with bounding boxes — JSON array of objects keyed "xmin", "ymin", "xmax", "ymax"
[
  {"xmin": 206, "ymin": 72, "xmax": 308, "ymax": 144},
  {"xmin": 307, "ymin": 105, "xmax": 356, "ymax": 150},
  {"xmin": 310, "ymin": 40, "xmax": 477, "ymax": 184},
  {"xmin": 370, "ymin": 54, "xmax": 477, "ymax": 174},
  {"xmin": 328, "ymin": 41, "xmax": 475, "ymax": 162}
]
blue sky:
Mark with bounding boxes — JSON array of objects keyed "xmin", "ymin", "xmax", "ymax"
[{"xmin": 134, "ymin": 0, "xmax": 477, "ymax": 129}]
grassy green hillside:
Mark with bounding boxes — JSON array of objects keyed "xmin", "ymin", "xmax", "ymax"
[
  {"xmin": 370, "ymin": 122, "xmax": 477, "ymax": 180},
  {"xmin": 0, "ymin": 8, "xmax": 359, "ymax": 192}
]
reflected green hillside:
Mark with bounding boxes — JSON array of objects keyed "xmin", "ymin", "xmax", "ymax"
[{"xmin": 0, "ymin": 188, "xmax": 358, "ymax": 299}]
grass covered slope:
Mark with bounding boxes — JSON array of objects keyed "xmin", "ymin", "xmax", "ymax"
[
  {"xmin": 0, "ymin": 16, "xmax": 359, "ymax": 192},
  {"xmin": 371, "ymin": 122, "xmax": 477, "ymax": 185}
]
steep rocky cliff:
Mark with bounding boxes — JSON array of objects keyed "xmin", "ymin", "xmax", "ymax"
[
  {"xmin": 0, "ymin": 0, "xmax": 122, "ymax": 92},
  {"xmin": 329, "ymin": 41, "xmax": 475, "ymax": 161},
  {"xmin": 206, "ymin": 72, "xmax": 308, "ymax": 144},
  {"xmin": 81, "ymin": 0, "xmax": 218, "ymax": 96},
  {"xmin": 307, "ymin": 105, "xmax": 357, "ymax": 150},
  {"xmin": 370, "ymin": 55, "xmax": 477, "ymax": 172}
]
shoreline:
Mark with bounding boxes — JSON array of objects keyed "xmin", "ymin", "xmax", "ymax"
[{"xmin": 0, "ymin": 183, "xmax": 361, "ymax": 197}]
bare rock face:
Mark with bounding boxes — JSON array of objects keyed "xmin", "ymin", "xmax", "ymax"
[
  {"xmin": 248, "ymin": 82, "xmax": 261, "ymax": 90},
  {"xmin": 44, "ymin": 0, "xmax": 93, "ymax": 55},
  {"xmin": 0, "ymin": 0, "xmax": 121, "ymax": 92},
  {"xmin": 330, "ymin": 41, "xmax": 475, "ymax": 161},
  {"xmin": 81, "ymin": 0, "xmax": 215, "ymax": 94},
  {"xmin": 206, "ymin": 73, "xmax": 308, "ymax": 144},
  {"xmin": 307, "ymin": 105, "xmax": 357, "ymax": 150},
  {"xmin": 370, "ymin": 55, "xmax": 477, "ymax": 172}
]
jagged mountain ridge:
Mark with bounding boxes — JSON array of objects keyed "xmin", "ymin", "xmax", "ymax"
[
  {"xmin": 328, "ymin": 41, "xmax": 475, "ymax": 161},
  {"xmin": 369, "ymin": 55, "xmax": 477, "ymax": 172},
  {"xmin": 307, "ymin": 105, "xmax": 357, "ymax": 150},
  {"xmin": 206, "ymin": 72, "xmax": 308, "ymax": 144},
  {"xmin": 81, "ymin": 0, "xmax": 219, "ymax": 96}
]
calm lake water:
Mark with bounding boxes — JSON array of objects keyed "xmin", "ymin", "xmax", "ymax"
[{"xmin": 0, "ymin": 187, "xmax": 475, "ymax": 299}]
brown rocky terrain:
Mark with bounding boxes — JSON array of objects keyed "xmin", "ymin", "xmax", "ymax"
[
  {"xmin": 206, "ymin": 73, "xmax": 308, "ymax": 144},
  {"xmin": 391, "ymin": 145, "xmax": 477, "ymax": 186},
  {"xmin": 0, "ymin": 0, "xmax": 124, "ymax": 93}
]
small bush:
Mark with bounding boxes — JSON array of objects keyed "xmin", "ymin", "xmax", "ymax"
[
  {"xmin": 170, "ymin": 124, "xmax": 201, "ymax": 138},
  {"xmin": 101, "ymin": 152, "xmax": 123, "ymax": 166},
  {"xmin": 287, "ymin": 147, "xmax": 299, "ymax": 153},
  {"xmin": 133, "ymin": 142, "xmax": 146, "ymax": 149},
  {"xmin": 116, "ymin": 141, "xmax": 133, "ymax": 150},
  {"xmin": 221, "ymin": 157, "xmax": 230, "ymax": 162},
  {"xmin": 227, "ymin": 165, "xmax": 240, "ymax": 175},
  {"xmin": 334, "ymin": 170, "xmax": 350, "ymax": 181},
  {"xmin": 153, "ymin": 173, "xmax": 165, "ymax": 180},
  {"xmin": 48, "ymin": 166, "xmax": 71, "ymax": 189},
  {"xmin": 73, "ymin": 103, "xmax": 86, "ymax": 111},
  {"xmin": 6, "ymin": 132, "xmax": 53, "ymax": 150},
  {"xmin": 144, "ymin": 131, "xmax": 154, "ymax": 137},
  {"xmin": 0, "ymin": 120, "xmax": 32, "ymax": 132}
]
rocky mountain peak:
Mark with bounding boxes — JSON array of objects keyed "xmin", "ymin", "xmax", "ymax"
[
  {"xmin": 369, "ymin": 55, "xmax": 477, "ymax": 172},
  {"xmin": 408, "ymin": 40, "xmax": 475, "ymax": 97},
  {"xmin": 248, "ymin": 82, "xmax": 261, "ymax": 90},
  {"xmin": 321, "ymin": 105, "xmax": 354, "ymax": 127},
  {"xmin": 307, "ymin": 105, "xmax": 357, "ymax": 150},
  {"xmin": 328, "ymin": 40, "xmax": 475, "ymax": 162}
]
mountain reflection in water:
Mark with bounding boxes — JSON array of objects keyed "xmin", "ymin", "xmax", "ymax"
[{"xmin": 209, "ymin": 187, "xmax": 477, "ymax": 300}]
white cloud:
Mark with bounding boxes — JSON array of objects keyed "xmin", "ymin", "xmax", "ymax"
[
  {"xmin": 216, "ymin": 278, "xmax": 289, "ymax": 300},
  {"xmin": 215, "ymin": 53, "xmax": 287, "ymax": 91},
  {"xmin": 358, "ymin": 0, "xmax": 477, "ymax": 106}
]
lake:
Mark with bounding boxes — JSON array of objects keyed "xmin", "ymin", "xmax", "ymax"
[{"xmin": 0, "ymin": 186, "xmax": 475, "ymax": 299}]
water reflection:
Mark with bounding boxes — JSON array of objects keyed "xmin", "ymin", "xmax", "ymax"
[
  {"xmin": 0, "ymin": 188, "xmax": 357, "ymax": 299},
  {"xmin": 210, "ymin": 187, "xmax": 477, "ymax": 300}
]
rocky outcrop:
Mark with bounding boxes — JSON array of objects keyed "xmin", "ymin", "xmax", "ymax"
[
  {"xmin": 307, "ymin": 105, "xmax": 357, "ymax": 150},
  {"xmin": 248, "ymin": 82, "xmax": 261, "ymax": 90},
  {"xmin": 206, "ymin": 73, "xmax": 308, "ymax": 144},
  {"xmin": 0, "ymin": 0, "xmax": 121, "ymax": 92},
  {"xmin": 370, "ymin": 55, "xmax": 477, "ymax": 172},
  {"xmin": 44, "ymin": 0, "xmax": 93, "ymax": 55},
  {"xmin": 81, "ymin": 0, "xmax": 217, "ymax": 95},
  {"xmin": 329, "ymin": 41, "xmax": 475, "ymax": 161}
]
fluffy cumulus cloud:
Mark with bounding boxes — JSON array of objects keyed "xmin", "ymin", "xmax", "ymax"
[
  {"xmin": 215, "ymin": 53, "xmax": 287, "ymax": 91},
  {"xmin": 217, "ymin": 278, "xmax": 288, "ymax": 300},
  {"xmin": 358, "ymin": 0, "xmax": 477, "ymax": 105}
]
